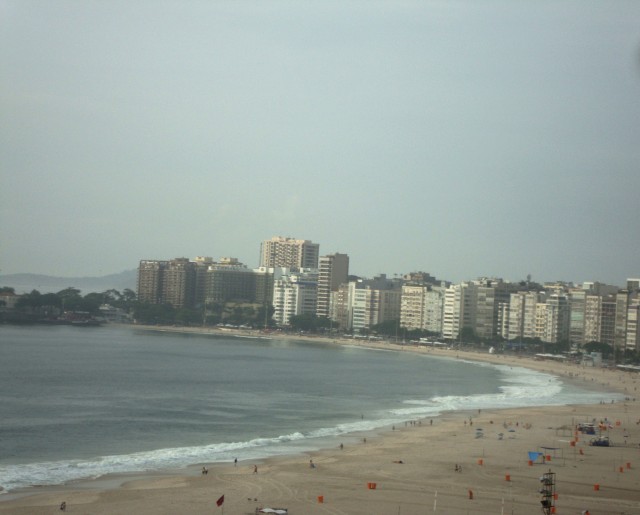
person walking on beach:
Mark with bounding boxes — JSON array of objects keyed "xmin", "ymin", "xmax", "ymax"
[
  {"xmin": 234, "ymin": 457, "xmax": 238, "ymax": 466},
  {"xmin": 253, "ymin": 465, "xmax": 258, "ymax": 474}
]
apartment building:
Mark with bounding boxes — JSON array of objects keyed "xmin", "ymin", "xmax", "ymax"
[
  {"xmin": 442, "ymin": 284, "xmax": 462, "ymax": 340},
  {"xmin": 584, "ymin": 294, "xmax": 602, "ymax": 344},
  {"xmin": 204, "ymin": 259, "xmax": 257, "ymax": 304},
  {"xmin": 400, "ymin": 284, "xmax": 427, "ymax": 331},
  {"xmin": 568, "ymin": 289, "xmax": 587, "ymax": 346},
  {"xmin": 330, "ymin": 285, "xmax": 350, "ymax": 331},
  {"xmin": 138, "ymin": 257, "xmax": 272, "ymax": 310},
  {"xmin": 625, "ymin": 280, "xmax": 640, "ymax": 352},
  {"xmin": 614, "ymin": 291, "xmax": 631, "ymax": 352},
  {"xmin": 540, "ymin": 294, "xmax": 570, "ymax": 344},
  {"xmin": 332, "ymin": 275, "xmax": 401, "ymax": 333},
  {"xmin": 600, "ymin": 296, "xmax": 616, "ymax": 346},
  {"xmin": 400, "ymin": 284, "xmax": 444, "ymax": 334},
  {"xmin": 137, "ymin": 258, "xmax": 196, "ymax": 309},
  {"xmin": 271, "ymin": 269, "xmax": 318, "ymax": 326},
  {"xmin": 259, "ymin": 236, "xmax": 319, "ymax": 270},
  {"xmin": 316, "ymin": 253, "xmax": 349, "ymax": 319},
  {"xmin": 534, "ymin": 303, "xmax": 547, "ymax": 340},
  {"xmin": 505, "ymin": 291, "xmax": 534, "ymax": 342},
  {"xmin": 137, "ymin": 260, "xmax": 167, "ymax": 304},
  {"xmin": 441, "ymin": 279, "xmax": 512, "ymax": 341},
  {"xmin": 193, "ymin": 256, "xmax": 214, "ymax": 307},
  {"xmin": 423, "ymin": 287, "xmax": 445, "ymax": 334},
  {"xmin": 626, "ymin": 299, "xmax": 640, "ymax": 351},
  {"xmin": 162, "ymin": 258, "xmax": 196, "ymax": 309},
  {"xmin": 253, "ymin": 267, "xmax": 276, "ymax": 306},
  {"xmin": 474, "ymin": 281, "xmax": 512, "ymax": 340}
]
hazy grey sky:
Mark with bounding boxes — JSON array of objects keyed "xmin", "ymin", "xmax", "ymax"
[{"xmin": 2, "ymin": 1, "xmax": 639, "ymax": 286}]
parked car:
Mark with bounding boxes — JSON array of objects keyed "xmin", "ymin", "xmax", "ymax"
[{"xmin": 589, "ymin": 436, "xmax": 611, "ymax": 447}]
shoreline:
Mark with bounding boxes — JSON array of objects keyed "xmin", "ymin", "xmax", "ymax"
[{"xmin": 2, "ymin": 324, "xmax": 639, "ymax": 514}]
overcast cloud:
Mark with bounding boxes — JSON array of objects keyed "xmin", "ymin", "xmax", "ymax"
[{"xmin": 1, "ymin": 1, "xmax": 639, "ymax": 286}]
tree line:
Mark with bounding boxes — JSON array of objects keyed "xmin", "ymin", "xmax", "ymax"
[
  {"xmin": 0, "ymin": 287, "xmax": 137, "ymax": 323},
  {"xmin": 0, "ymin": 286, "xmax": 275, "ymax": 328}
]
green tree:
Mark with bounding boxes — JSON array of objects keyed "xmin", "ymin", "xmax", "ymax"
[
  {"xmin": 459, "ymin": 326, "xmax": 477, "ymax": 343},
  {"xmin": 81, "ymin": 292, "xmax": 107, "ymax": 314},
  {"xmin": 57, "ymin": 287, "xmax": 83, "ymax": 311},
  {"xmin": 118, "ymin": 289, "xmax": 137, "ymax": 311},
  {"xmin": 370, "ymin": 319, "xmax": 400, "ymax": 337},
  {"xmin": 289, "ymin": 313, "xmax": 321, "ymax": 332},
  {"xmin": 134, "ymin": 303, "xmax": 176, "ymax": 325},
  {"xmin": 583, "ymin": 341, "xmax": 613, "ymax": 359},
  {"xmin": 175, "ymin": 308, "xmax": 202, "ymax": 325},
  {"xmin": 15, "ymin": 290, "xmax": 42, "ymax": 310},
  {"xmin": 256, "ymin": 303, "xmax": 275, "ymax": 329},
  {"xmin": 315, "ymin": 316, "xmax": 331, "ymax": 330},
  {"xmin": 103, "ymin": 289, "xmax": 122, "ymax": 304}
]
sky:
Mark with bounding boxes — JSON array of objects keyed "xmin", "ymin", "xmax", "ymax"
[{"xmin": 2, "ymin": 1, "xmax": 639, "ymax": 287}]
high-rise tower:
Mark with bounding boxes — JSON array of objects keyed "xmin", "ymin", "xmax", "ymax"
[
  {"xmin": 259, "ymin": 236, "xmax": 319, "ymax": 270},
  {"xmin": 316, "ymin": 253, "xmax": 349, "ymax": 319}
]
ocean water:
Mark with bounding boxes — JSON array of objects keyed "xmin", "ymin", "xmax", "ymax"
[{"xmin": 0, "ymin": 325, "xmax": 616, "ymax": 493}]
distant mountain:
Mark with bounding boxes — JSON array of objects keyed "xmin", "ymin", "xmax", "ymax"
[{"xmin": 0, "ymin": 270, "xmax": 137, "ymax": 295}]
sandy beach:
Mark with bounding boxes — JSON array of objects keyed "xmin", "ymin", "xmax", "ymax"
[{"xmin": 2, "ymin": 326, "xmax": 639, "ymax": 514}]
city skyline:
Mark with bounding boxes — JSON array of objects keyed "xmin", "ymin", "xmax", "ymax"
[
  {"xmin": 1, "ymin": 236, "xmax": 638, "ymax": 291},
  {"xmin": 129, "ymin": 255, "xmax": 639, "ymax": 352},
  {"xmin": 2, "ymin": 2, "xmax": 639, "ymax": 286}
]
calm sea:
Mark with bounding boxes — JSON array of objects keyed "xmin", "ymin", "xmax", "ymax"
[{"xmin": 0, "ymin": 325, "xmax": 614, "ymax": 493}]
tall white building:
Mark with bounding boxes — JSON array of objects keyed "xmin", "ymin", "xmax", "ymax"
[
  {"xmin": 343, "ymin": 276, "xmax": 402, "ymax": 333},
  {"xmin": 400, "ymin": 285, "xmax": 427, "ymax": 331},
  {"xmin": 442, "ymin": 279, "xmax": 510, "ymax": 341},
  {"xmin": 271, "ymin": 269, "xmax": 318, "ymax": 326},
  {"xmin": 423, "ymin": 288, "xmax": 445, "ymax": 334},
  {"xmin": 507, "ymin": 291, "xmax": 544, "ymax": 341},
  {"xmin": 621, "ymin": 279, "xmax": 640, "ymax": 353},
  {"xmin": 540, "ymin": 294, "xmax": 570, "ymax": 344},
  {"xmin": 400, "ymin": 284, "xmax": 444, "ymax": 334},
  {"xmin": 583, "ymin": 294, "xmax": 602, "ymax": 344},
  {"xmin": 442, "ymin": 284, "xmax": 463, "ymax": 340},
  {"xmin": 626, "ymin": 299, "xmax": 640, "ymax": 351}
]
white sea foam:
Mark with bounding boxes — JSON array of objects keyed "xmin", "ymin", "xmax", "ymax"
[
  {"xmin": 0, "ymin": 420, "xmax": 397, "ymax": 493},
  {"xmin": 390, "ymin": 363, "xmax": 619, "ymax": 417}
]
